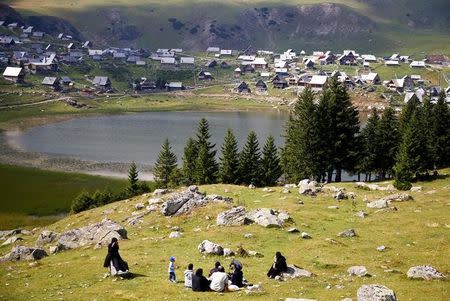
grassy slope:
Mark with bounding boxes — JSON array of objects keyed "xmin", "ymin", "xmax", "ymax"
[
  {"xmin": 0, "ymin": 164, "xmax": 128, "ymax": 229},
  {"xmin": 0, "ymin": 170, "xmax": 449, "ymax": 300},
  {"xmin": 5, "ymin": 0, "xmax": 450, "ymax": 54}
]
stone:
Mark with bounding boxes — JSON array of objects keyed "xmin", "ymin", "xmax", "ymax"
[
  {"xmin": 282, "ymin": 265, "xmax": 313, "ymax": 279},
  {"xmin": 134, "ymin": 203, "xmax": 145, "ymax": 210},
  {"xmin": 335, "ymin": 191, "xmax": 348, "ymax": 200},
  {"xmin": 245, "ymin": 283, "xmax": 264, "ymax": 294},
  {"xmin": 197, "ymin": 240, "xmax": 224, "ymax": 255},
  {"xmin": 357, "ymin": 284, "xmax": 397, "ymax": 301},
  {"xmin": 124, "ymin": 212, "xmax": 146, "ymax": 226},
  {"xmin": 298, "ymin": 179, "xmax": 321, "ymax": 196},
  {"xmin": 348, "ymin": 266, "xmax": 369, "ymax": 277},
  {"xmin": 245, "ymin": 208, "xmax": 283, "ymax": 228},
  {"xmin": 410, "ymin": 186, "xmax": 422, "ymax": 192},
  {"xmin": 168, "ymin": 231, "xmax": 182, "ymax": 239},
  {"xmin": 287, "ymin": 227, "xmax": 300, "ymax": 233},
  {"xmin": 328, "ymin": 205, "xmax": 339, "ymax": 209},
  {"xmin": 277, "ymin": 211, "xmax": 292, "ymax": 223},
  {"xmin": 56, "ymin": 219, "xmax": 127, "ymax": 251},
  {"xmin": 383, "ymin": 193, "xmax": 412, "ymax": 203},
  {"xmin": 153, "ymin": 189, "xmax": 170, "ymax": 196},
  {"xmin": 146, "ymin": 205, "xmax": 158, "ymax": 212},
  {"xmin": 355, "ymin": 182, "xmax": 395, "ymax": 192},
  {"xmin": 223, "ymin": 248, "xmax": 235, "ymax": 257},
  {"xmin": 367, "ymin": 199, "xmax": 389, "ymax": 209},
  {"xmin": 0, "ymin": 245, "xmax": 48, "ymax": 262},
  {"xmin": 355, "ymin": 211, "xmax": 368, "ymax": 218},
  {"xmin": 148, "ymin": 198, "xmax": 162, "ymax": 205},
  {"xmin": 248, "ymin": 184, "xmax": 256, "ymax": 189},
  {"xmin": 36, "ymin": 230, "xmax": 58, "ymax": 247},
  {"xmin": 285, "ymin": 184, "xmax": 297, "ymax": 189},
  {"xmin": 1, "ymin": 236, "xmax": 23, "ymax": 246},
  {"xmin": 376, "ymin": 246, "xmax": 386, "ymax": 252},
  {"xmin": 0, "ymin": 229, "xmax": 22, "ymax": 241},
  {"xmin": 301, "ymin": 232, "xmax": 311, "ymax": 239},
  {"xmin": 262, "ymin": 187, "xmax": 274, "ymax": 192},
  {"xmin": 285, "ymin": 299, "xmax": 317, "ymax": 301},
  {"xmin": 282, "ymin": 188, "xmax": 291, "ymax": 194},
  {"xmin": 247, "ymin": 250, "xmax": 264, "ymax": 257},
  {"xmin": 338, "ymin": 229, "xmax": 356, "ymax": 238},
  {"xmin": 244, "ymin": 233, "xmax": 253, "ymax": 238},
  {"xmin": 49, "ymin": 245, "xmax": 59, "ymax": 254},
  {"xmin": 406, "ymin": 265, "xmax": 445, "ymax": 280},
  {"xmin": 216, "ymin": 206, "xmax": 249, "ymax": 226},
  {"xmin": 102, "ymin": 208, "xmax": 114, "ymax": 215}
]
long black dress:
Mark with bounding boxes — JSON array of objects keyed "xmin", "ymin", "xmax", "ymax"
[
  {"xmin": 192, "ymin": 274, "xmax": 210, "ymax": 292},
  {"xmin": 230, "ymin": 269, "xmax": 244, "ymax": 287},
  {"xmin": 103, "ymin": 241, "xmax": 129, "ymax": 274},
  {"xmin": 267, "ymin": 254, "xmax": 288, "ymax": 278}
]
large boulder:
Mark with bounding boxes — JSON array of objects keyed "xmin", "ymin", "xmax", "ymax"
[
  {"xmin": 198, "ymin": 240, "xmax": 224, "ymax": 255},
  {"xmin": 35, "ymin": 230, "xmax": 58, "ymax": 246},
  {"xmin": 367, "ymin": 199, "xmax": 389, "ymax": 209},
  {"xmin": 382, "ymin": 193, "xmax": 412, "ymax": 203},
  {"xmin": 216, "ymin": 206, "xmax": 249, "ymax": 226},
  {"xmin": 0, "ymin": 229, "xmax": 23, "ymax": 241},
  {"xmin": 1, "ymin": 236, "xmax": 23, "ymax": 246},
  {"xmin": 282, "ymin": 265, "xmax": 313, "ymax": 279},
  {"xmin": 355, "ymin": 183, "xmax": 395, "ymax": 192},
  {"xmin": 298, "ymin": 179, "xmax": 321, "ymax": 196},
  {"xmin": 0, "ymin": 245, "xmax": 47, "ymax": 262},
  {"xmin": 357, "ymin": 284, "xmax": 397, "ymax": 301},
  {"xmin": 406, "ymin": 265, "xmax": 445, "ymax": 280},
  {"xmin": 348, "ymin": 266, "xmax": 369, "ymax": 277},
  {"xmin": 56, "ymin": 219, "xmax": 127, "ymax": 250},
  {"xmin": 153, "ymin": 188, "xmax": 170, "ymax": 196},
  {"xmin": 338, "ymin": 229, "xmax": 356, "ymax": 238},
  {"xmin": 245, "ymin": 208, "xmax": 284, "ymax": 228}
]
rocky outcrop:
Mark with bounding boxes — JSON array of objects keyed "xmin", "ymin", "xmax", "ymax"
[
  {"xmin": 355, "ymin": 182, "xmax": 395, "ymax": 192},
  {"xmin": 246, "ymin": 208, "xmax": 289, "ymax": 228},
  {"xmin": 0, "ymin": 245, "xmax": 47, "ymax": 262},
  {"xmin": 338, "ymin": 229, "xmax": 356, "ymax": 238},
  {"xmin": 282, "ymin": 265, "xmax": 313, "ymax": 279},
  {"xmin": 298, "ymin": 179, "xmax": 321, "ymax": 196},
  {"xmin": 348, "ymin": 266, "xmax": 369, "ymax": 277},
  {"xmin": 367, "ymin": 199, "xmax": 389, "ymax": 209},
  {"xmin": 216, "ymin": 206, "xmax": 249, "ymax": 226},
  {"xmin": 406, "ymin": 265, "xmax": 445, "ymax": 280},
  {"xmin": 198, "ymin": 240, "xmax": 224, "ymax": 255},
  {"xmin": 1, "ymin": 236, "xmax": 23, "ymax": 246},
  {"xmin": 36, "ymin": 230, "xmax": 58, "ymax": 246},
  {"xmin": 355, "ymin": 211, "xmax": 368, "ymax": 218},
  {"xmin": 357, "ymin": 284, "xmax": 397, "ymax": 301},
  {"xmin": 382, "ymin": 193, "xmax": 412, "ymax": 203}
]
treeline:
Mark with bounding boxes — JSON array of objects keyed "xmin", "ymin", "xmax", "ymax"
[
  {"xmin": 282, "ymin": 76, "xmax": 450, "ymax": 190},
  {"xmin": 71, "ymin": 162, "xmax": 153, "ymax": 213},
  {"xmin": 153, "ymin": 118, "xmax": 282, "ymax": 188}
]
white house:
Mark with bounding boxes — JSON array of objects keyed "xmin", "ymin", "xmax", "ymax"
[
  {"xmin": 385, "ymin": 60, "xmax": 400, "ymax": 66},
  {"xmin": 410, "ymin": 61, "xmax": 425, "ymax": 68}
]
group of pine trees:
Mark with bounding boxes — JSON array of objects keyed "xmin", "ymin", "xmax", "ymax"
[
  {"xmin": 283, "ymin": 76, "xmax": 450, "ymax": 190},
  {"xmin": 153, "ymin": 118, "xmax": 282, "ymax": 188}
]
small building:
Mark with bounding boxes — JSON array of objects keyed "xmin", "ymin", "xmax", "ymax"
[
  {"xmin": 304, "ymin": 59, "xmax": 315, "ymax": 69},
  {"xmin": 32, "ymin": 32, "xmax": 44, "ymax": 38},
  {"xmin": 92, "ymin": 76, "xmax": 112, "ymax": 91},
  {"xmin": 220, "ymin": 61, "xmax": 230, "ymax": 69},
  {"xmin": 198, "ymin": 70, "xmax": 214, "ymax": 80},
  {"xmin": 113, "ymin": 52, "xmax": 126, "ymax": 59},
  {"xmin": 241, "ymin": 63, "xmax": 255, "ymax": 73},
  {"xmin": 410, "ymin": 61, "xmax": 425, "ymax": 68},
  {"xmin": 41, "ymin": 76, "xmax": 61, "ymax": 91},
  {"xmin": 308, "ymin": 75, "xmax": 328, "ymax": 90},
  {"xmin": 160, "ymin": 57, "xmax": 176, "ymax": 66},
  {"xmin": 235, "ymin": 81, "xmax": 250, "ymax": 93},
  {"xmin": 272, "ymin": 75, "xmax": 288, "ymax": 89},
  {"xmin": 138, "ymin": 78, "xmax": 156, "ymax": 91},
  {"xmin": 338, "ymin": 51, "xmax": 357, "ymax": 65},
  {"xmin": 2, "ymin": 67, "xmax": 25, "ymax": 83},
  {"xmin": 361, "ymin": 54, "xmax": 377, "ymax": 62},
  {"xmin": 60, "ymin": 76, "xmax": 72, "ymax": 85},
  {"xmin": 404, "ymin": 89, "xmax": 425, "ymax": 103},
  {"xmin": 260, "ymin": 71, "xmax": 271, "ymax": 78},
  {"xmin": 166, "ymin": 82, "xmax": 183, "ymax": 91},
  {"xmin": 206, "ymin": 47, "xmax": 220, "ymax": 53},
  {"xmin": 361, "ymin": 73, "xmax": 381, "ymax": 85},
  {"xmin": 251, "ymin": 57, "xmax": 267, "ymax": 69},
  {"xmin": 255, "ymin": 79, "xmax": 268, "ymax": 92},
  {"xmin": 220, "ymin": 49, "xmax": 232, "ymax": 56},
  {"xmin": 180, "ymin": 57, "xmax": 195, "ymax": 66},
  {"xmin": 234, "ymin": 67, "xmax": 241, "ymax": 77},
  {"xmin": 205, "ymin": 60, "xmax": 217, "ymax": 68},
  {"xmin": 385, "ymin": 60, "xmax": 400, "ymax": 67}
]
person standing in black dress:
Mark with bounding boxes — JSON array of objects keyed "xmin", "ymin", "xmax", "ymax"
[{"xmin": 103, "ymin": 237, "xmax": 129, "ymax": 275}]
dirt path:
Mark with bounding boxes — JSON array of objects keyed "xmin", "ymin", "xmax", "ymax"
[{"xmin": 0, "ymin": 96, "xmax": 71, "ymax": 109}]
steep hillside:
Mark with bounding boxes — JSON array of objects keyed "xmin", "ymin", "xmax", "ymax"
[{"xmin": 3, "ymin": 0, "xmax": 450, "ymax": 53}]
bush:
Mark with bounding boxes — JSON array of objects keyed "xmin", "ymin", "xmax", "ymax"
[
  {"xmin": 393, "ymin": 179, "xmax": 412, "ymax": 191},
  {"xmin": 71, "ymin": 192, "xmax": 94, "ymax": 213}
]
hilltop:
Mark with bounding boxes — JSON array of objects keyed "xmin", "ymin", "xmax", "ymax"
[
  {"xmin": 3, "ymin": 0, "xmax": 450, "ymax": 54},
  {"xmin": 0, "ymin": 171, "xmax": 449, "ymax": 300}
]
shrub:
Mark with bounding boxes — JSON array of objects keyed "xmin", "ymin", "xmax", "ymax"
[
  {"xmin": 71, "ymin": 192, "xmax": 94, "ymax": 213},
  {"xmin": 393, "ymin": 179, "xmax": 412, "ymax": 191}
]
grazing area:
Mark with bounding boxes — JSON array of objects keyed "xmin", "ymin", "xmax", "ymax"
[{"xmin": 0, "ymin": 170, "xmax": 448, "ymax": 300}]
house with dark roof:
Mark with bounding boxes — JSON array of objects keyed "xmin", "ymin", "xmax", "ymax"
[
  {"xmin": 235, "ymin": 82, "xmax": 250, "ymax": 93},
  {"xmin": 198, "ymin": 70, "xmax": 214, "ymax": 80},
  {"xmin": 61, "ymin": 76, "xmax": 72, "ymax": 85},
  {"xmin": 42, "ymin": 76, "xmax": 61, "ymax": 91},
  {"xmin": 272, "ymin": 74, "xmax": 288, "ymax": 89},
  {"xmin": 92, "ymin": 76, "xmax": 112, "ymax": 91},
  {"xmin": 255, "ymin": 79, "xmax": 268, "ymax": 92},
  {"xmin": 205, "ymin": 60, "xmax": 217, "ymax": 68},
  {"xmin": 166, "ymin": 82, "xmax": 184, "ymax": 91}
]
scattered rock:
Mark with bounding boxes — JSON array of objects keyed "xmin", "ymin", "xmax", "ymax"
[
  {"xmin": 223, "ymin": 248, "xmax": 235, "ymax": 257},
  {"xmin": 406, "ymin": 265, "xmax": 445, "ymax": 280},
  {"xmin": 198, "ymin": 240, "xmax": 224, "ymax": 255},
  {"xmin": 0, "ymin": 246, "xmax": 47, "ymax": 262},
  {"xmin": 216, "ymin": 206, "xmax": 249, "ymax": 226},
  {"xmin": 134, "ymin": 203, "xmax": 145, "ymax": 210},
  {"xmin": 284, "ymin": 184, "xmax": 297, "ymax": 189},
  {"xmin": 1, "ymin": 236, "xmax": 23, "ymax": 246},
  {"xmin": 245, "ymin": 208, "xmax": 286, "ymax": 228},
  {"xmin": 287, "ymin": 227, "xmax": 300, "ymax": 233},
  {"xmin": 168, "ymin": 231, "xmax": 182, "ymax": 239},
  {"xmin": 49, "ymin": 246, "xmax": 59, "ymax": 254},
  {"xmin": 262, "ymin": 187, "xmax": 274, "ymax": 192},
  {"xmin": 248, "ymin": 184, "xmax": 256, "ymax": 189},
  {"xmin": 383, "ymin": 193, "xmax": 412, "ymax": 203},
  {"xmin": 425, "ymin": 190, "xmax": 436, "ymax": 195},
  {"xmin": 410, "ymin": 186, "xmax": 422, "ymax": 192},
  {"xmin": 247, "ymin": 250, "xmax": 264, "ymax": 257},
  {"xmin": 298, "ymin": 179, "xmax": 321, "ymax": 196},
  {"xmin": 282, "ymin": 265, "xmax": 313, "ymax": 279},
  {"xmin": 285, "ymin": 299, "xmax": 317, "ymax": 301},
  {"xmin": 338, "ymin": 229, "xmax": 356, "ymax": 238},
  {"xmin": 348, "ymin": 266, "xmax": 369, "ymax": 277},
  {"xmin": 376, "ymin": 246, "xmax": 387, "ymax": 252},
  {"xmin": 355, "ymin": 211, "xmax": 368, "ymax": 218},
  {"xmin": 301, "ymin": 232, "xmax": 311, "ymax": 239},
  {"xmin": 282, "ymin": 188, "xmax": 291, "ymax": 194},
  {"xmin": 367, "ymin": 199, "xmax": 389, "ymax": 209},
  {"xmin": 146, "ymin": 205, "xmax": 158, "ymax": 212},
  {"xmin": 244, "ymin": 233, "xmax": 253, "ymax": 238},
  {"xmin": 335, "ymin": 190, "xmax": 348, "ymax": 200},
  {"xmin": 357, "ymin": 284, "xmax": 397, "ymax": 301},
  {"xmin": 36, "ymin": 230, "xmax": 58, "ymax": 247},
  {"xmin": 328, "ymin": 205, "xmax": 339, "ymax": 209},
  {"xmin": 102, "ymin": 208, "xmax": 114, "ymax": 215},
  {"xmin": 245, "ymin": 283, "xmax": 264, "ymax": 294},
  {"xmin": 148, "ymin": 198, "xmax": 162, "ymax": 205},
  {"xmin": 153, "ymin": 188, "xmax": 170, "ymax": 196},
  {"xmin": 355, "ymin": 182, "xmax": 395, "ymax": 192},
  {"xmin": 0, "ymin": 229, "xmax": 25, "ymax": 241}
]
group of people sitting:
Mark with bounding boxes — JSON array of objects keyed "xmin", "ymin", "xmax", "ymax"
[{"xmin": 103, "ymin": 238, "xmax": 289, "ymax": 291}]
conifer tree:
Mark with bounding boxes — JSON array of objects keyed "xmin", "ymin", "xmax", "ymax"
[
  {"xmin": 432, "ymin": 92, "xmax": 450, "ymax": 168},
  {"xmin": 194, "ymin": 118, "xmax": 218, "ymax": 184},
  {"xmin": 399, "ymin": 96, "xmax": 420, "ymax": 133},
  {"xmin": 261, "ymin": 135, "xmax": 282, "ymax": 186},
  {"xmin": 127, "ymin": 161, "xmax": 139, "ymax": 193},
  {"xmin": 181, "ymin": 137, "xmax": 198, "ymax": 184},
  {"xmin": 218, "ymin": 129, "xmax": 240, "ymax": 184},
  {"xmin": 239, "ymin": 131, "xmax": 261, "ymax": 186},
  {"xmin": 358, "ymin": 108, "xmax": 381, "ymax": 180},
  {"xmin": 153, "ymin": 138, "xmax": 178, "ymax": 188},
  {"xmin": 421, "ymin": 97, "xmax": 436, "ymax": 171},
  {"xmin": 377, "ymin": 107, "xmax": 400, "ymax": 178}
]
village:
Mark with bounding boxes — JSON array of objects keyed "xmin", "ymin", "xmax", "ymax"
[{"xmin": 1, "ymin": 20, "xmax": 450, "ymax": 109}]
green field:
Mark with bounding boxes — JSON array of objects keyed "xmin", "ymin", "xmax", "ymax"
[
  {"xmin": 0, "ymin": 169, "xmax": 448, "ymax": 300},
  {"xmin": 0, "ymin": 164, "xmax": 129, "ymax": 229}
]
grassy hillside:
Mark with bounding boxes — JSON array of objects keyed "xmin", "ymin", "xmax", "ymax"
[
  {"xmin": 4, "ymin": 0, "xmax": 450, "ymax": 54},
  {"xmin": 0, "ymin": 170, "xmax": 448, "ymax": 300}
]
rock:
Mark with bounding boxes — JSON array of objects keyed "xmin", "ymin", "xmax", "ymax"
[
  {"xmin": 338, "ymin": 229, "xmax": 356, "ymax": 238},
  {"xmin": 124, "ymin": 212, "xmax": 146, "ymax": 226},
  {"xmin": 134, "ymin": 203, "xmax": 145, "ymax": 210},
  {"xmin": 36, "ymin": 230, "xmax": 58, "ymax": 246},
  {"xmin": 376, "ymin": 246, "xmax": 387, "ymax": 252},
  {"xmin": 410, "ymin": 186, "xmax": 422, "ymax": 192},
  {"xmin": 1, "ymin": 236, "xmax": 23, "ymax": 246},
  {"xmin": 262, "ymin": 187, "xmax": 274, "ymax": 192},
  {"xmin": 367, "ymin": 199, "xmax": 389, "ymax": 209},
  {"xmin": 341, "ymin": 298, "xmax": 353, "ymax": 301},
  {"xmin": 168, "ymin": 231, "xmax": 182, "ymax": 239},
  {"xmin": 277, "ymin": 211, "xmax": 292, "ymax": 223},
  {"xmin": 355, "ymin": 182, "xmax": 395, "ymax": 192},
  {"xmin": 383, "ymin": 193, "xmax": 412, "ymax": 203},
  {"xmin": 153, "ymin": 188, "xmax": 170, "ymax": 196},
  {"xmin": 216, "ymin": 206, "xmax": 249, "ymax": 226},
  {"xmin": 301, "ymin": 232, "xmax": 311, "ymax": 239},
  {"xmin": 56, "ymin": 219, "xmax": 127, "ymax": 250},
  {"xmin": 0, "ymin": 229, "xmax": 22, "ymax": 240},
  {"xmin": 247, "ymin": 250, "xmax": 264, "ymax": 257},
  {"xmin": 146, "ymin": 205, "xmax": 158, "ymax": 212},
  {"xmin": 355, "ymin": 211, "xmax": 368, "ymax": 218},
  {"xmin": 244, "ymin": 233, "xmax": 253, "ymax": 238},
  {"xmin": 49, "ymin": 245, "xmax": 59, "ymax": 254},
  {"xmin": 223, "ymin": 248, "xmax": 235, "ymax": 257},
  {"xmin": 348, "ymin": 266, "xmax": 369, "ymax": 277},
  {"xmin": 406, "ymin": 265, "xmax": 445, "ymax": 280},
  {"xmin": 0, "ymin": 246, "xmax": 47, "ymax": 262},
  {"xmin": 198, "ymin": 240, "xmax": 224, "ymax": 255},
  {"xmin": 328, "ymin": 205, "xmax": 339, "ymax": 209},
  {"xmin": 298, "ymin": 179, "xmax": 321, "ymax": 196},
  {"xmin": 102, "ymin": 208, "xmax": 114, "ymax": 215},
  {"xmin": 285, "ymin": 299, "xmax": 317, "ymax": 301},
  {"xmin": 248, "ymin": 184, "xmax": 256, "ymax": 189},
  {"xmin": 335, "ymin": 191, "xmax": 348, "ymax": 200},
  {"xmin": 282, "ymin": 188, "xmax": 291, "ymax": 194},
  {"xmin": 245, "ymin": 283, "xmax": 264, "ymax": 294},
  {"xmin": 148, "ymin": 198, "xmax": 162, "ymax": 205},
  {"xmin": 357, "ymin": 284, "xmax": 397, "ymax": 301},
  {"xmin": 287, "ymin": 227, "xmax": 300, "ymax": 233},
  {"xmin": 282, "ymin": 265, "xmax": 313, "ymax": 279},
  {"xmin": 284, "ymin": 184, "xmax": 297, "ymax": 189},
  {"xmin": 348, "ymin": 192, "xmax": 356, "ymax": 199},
  {"xmin": 245, "ymin": 208, "xmax": 283, "ymax": 228}
]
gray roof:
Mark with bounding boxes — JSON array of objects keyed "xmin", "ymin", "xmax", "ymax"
[
  {"xmin": 92, "ymin": 76, "xmax": 110, "ymax": 86},
  {"xmin": 42, "ymin": 77, "xmax": 58, "ymax": 85}
]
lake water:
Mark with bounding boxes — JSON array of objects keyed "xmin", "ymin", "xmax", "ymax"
[{"xmin": 12, "ymin": 111, "xmax": 289, "ymax": 165}]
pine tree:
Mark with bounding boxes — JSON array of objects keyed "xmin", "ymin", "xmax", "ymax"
[
  {"xmin": 358, "ymin": 108, "xmax": 381, "ymax": 180},
  {"xmin": 399, "ymin": 96, "xmax": 420, "ymax": 133},
  {"xmin": 261, "ymin": 135, "xmax": 282, "ymax": 186},
  {"xmin": 432, "ymin": 92, "xmax": 450, "ymax": 168},
  {"xmin": 194, "ymin": 118, "xmax": 218, "ymax": 184},
  {"xmin": 377, "ymin": 107, "xmax": 400, "ymax": 178},
  {"xmin": 239, "ymin": 131, "xmax": 261, "ymax": 186},
  {"xmin": 218, "ymin": 129, "xmax": 240, "ymax": 184},
  {"xmin": 181, "ymin": 137, "xmax": 198, "ymax": 185},
  {"xmin": 127, "ymin": 161, "xmax": 139, "ymax": 193},
  {"xmin": 421, "ymin": 97, "xmax": 436, "ymax": 171},
  {"xmin": 153, "ymin": 138, "xmax": 178, "ymax": 188}
]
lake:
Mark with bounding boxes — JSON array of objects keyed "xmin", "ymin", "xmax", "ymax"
[{"xmin": 12, "ymin": 111, "xmax": 289, "ymax": 165}]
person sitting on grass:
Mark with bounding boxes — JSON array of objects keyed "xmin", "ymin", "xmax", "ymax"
[
  {"xmin": 184, "ymin": 263, "xmax": 194, "ymax": 288},
  {"xmin": 168, "ymin": 256, "xmax": 177, "ymax": 283},
  {"xmin": 103, "ymin": 237, "xmax": 129, "ymax": 276},
  {"xmin": 209, "ymin": 266, "xmax": 228, "ymax": 292},
  {"xmin": 267, "ymin": 251, "xmax": 288, "ymax": 279},
  {"xmin": 192, "ymin": 268, "xmax": 211, "ymax": 292},
  {"xmin": 209, "ymin": 261, "xmax": 221, "ymax": 277},
  {"xmin": 229, "ymin": 259, "xmax": 245, "ymax": 288}
]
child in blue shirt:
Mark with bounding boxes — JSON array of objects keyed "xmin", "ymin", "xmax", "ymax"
[{"xmin": 168, "ymin": 256, "xmax": 176, "ymax": 283}]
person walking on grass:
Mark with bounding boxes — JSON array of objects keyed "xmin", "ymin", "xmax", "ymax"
[{"xmin": 168, "ymin": 256, "xmax": 177, "ymax": 283}]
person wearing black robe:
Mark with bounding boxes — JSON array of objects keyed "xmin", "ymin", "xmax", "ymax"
[
  {"xmin": 103, "ymin": 237, "xmax": 129, "ymax": 275},
  {"xmin": 267, "ymin": 251, "xmax": 288, "ymax": 278},
  {"xmin": 229, "ymin": 259, "xmax": 245, "ymax": 287},
  {"xmin": 192, "ymin": 268, "xmax": 210, "ymax": 292}
]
